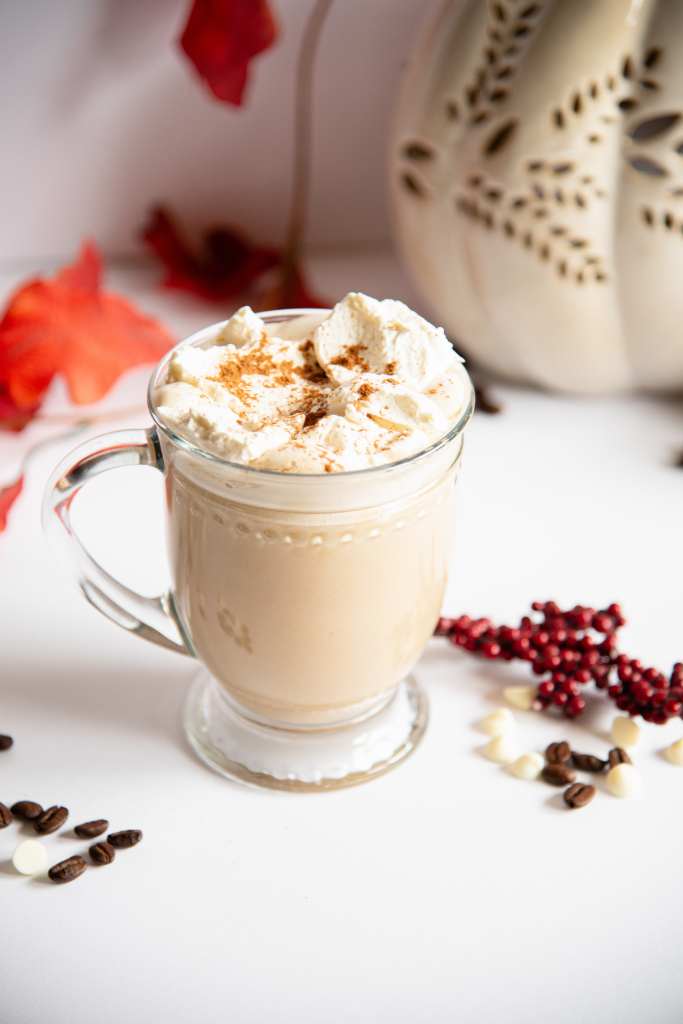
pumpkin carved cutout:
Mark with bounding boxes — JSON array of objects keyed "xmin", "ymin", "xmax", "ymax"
[{"xmin": 391, "ymin": 0, "xmax": 683, "ymax": 393}]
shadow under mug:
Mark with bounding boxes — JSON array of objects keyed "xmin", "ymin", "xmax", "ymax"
[{"xmin": 43, "ymin": 309, "xmax": 474, "ymax": 791}]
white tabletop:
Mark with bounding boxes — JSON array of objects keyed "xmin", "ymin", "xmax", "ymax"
[{"xmin": 2, "ymin": 251, "xmax": 682, "ymax": 1024}]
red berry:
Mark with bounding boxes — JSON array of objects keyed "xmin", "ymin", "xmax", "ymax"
[
  {"xmin": 592, "ymin": 612, "xmax": 614, "ymax": 633},
  {"xmin": 438, "ymin": 602, "xmax": 678, "ymax": 728},
  {"xmin": 565, "ymin": 695, "xmax": 586, "ymax": 717},
  {"xmin": 481, "ymin": 640, "xmax": 502, "ymax": 659},
  {"xmin": 630, "ymin": 681, "xmax": 652, "ymax": 704},
  {"xmin": 570, "ymin": 606, "xmax": 594, "ymax": 629}
]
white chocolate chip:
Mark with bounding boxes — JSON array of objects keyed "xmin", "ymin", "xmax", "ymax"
[
  {"xmin": 611, "ymin": 715, "xmax": 640, "ymax": 749},
  {"xmin": 503, "ymin": 685, "xmax": 535, "ymax": 712},
  {"xmin": 479, "ymin": 707, "xmax": 515, "ymax": 736},
  {"xmin": 664, "ymin": 738, "xmax": 683, "ymax": 765},
  {"xmin": 508, "ymin": 752, "xmax": 544, "ymax": 780},
  {"xmin": 482, "ymin": 734, "xmax": 518, "ymax": 765},
  {"xmin": 606, "ymin": 762, "xmax": 642, "ymax": 798},
  {"xmin": 12, "ymin": 839, "xmax": 49, "ymax": 876}
]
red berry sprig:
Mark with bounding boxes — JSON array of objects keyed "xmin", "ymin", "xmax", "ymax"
[{"xmin": 435, "ymin": 601, "xmax": 683, "ymax": 723}]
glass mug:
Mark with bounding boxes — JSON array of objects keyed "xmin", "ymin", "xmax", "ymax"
[{"xmin": 43, "ymin": 310, "xmax": 474, "ymax": 791}]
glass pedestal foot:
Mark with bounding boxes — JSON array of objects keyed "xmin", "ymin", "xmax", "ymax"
[{"xmin": 183, "ymin": 671, "xmax": 428, "ymax": 792}]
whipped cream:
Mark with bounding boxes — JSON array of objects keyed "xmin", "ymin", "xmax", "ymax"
[{"xmin": 154, "ymin": 293, "xmax": 469, "ymax": 472}]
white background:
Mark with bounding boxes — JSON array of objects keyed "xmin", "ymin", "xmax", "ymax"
[
  {"xmin": 0, "ymin": 0, "xmax": 435, "ymax": 264},
  {"xmin": 1, "ymin": 252, "xmax": 683, "ymax": 1023},
  {"xmin": 1, "ymin": 1, "xmax": 683, "ymax": 1018}
]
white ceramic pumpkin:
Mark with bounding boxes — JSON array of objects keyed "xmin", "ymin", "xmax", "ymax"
[{"xmin": 391, "ymin": 0, "xmax": 683, "ymax": 393}]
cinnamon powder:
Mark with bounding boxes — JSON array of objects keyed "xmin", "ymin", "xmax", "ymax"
[
  {"xmin": 330, "ymin": 344, "xmax": 369, "ymax": 373},
  {"xmin": 212, "ymin": 337, "xmax": 326, "ymax": 407}
]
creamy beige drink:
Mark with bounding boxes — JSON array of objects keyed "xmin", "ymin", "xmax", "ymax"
[
  {"xmin": 154, "ymin": 295, "xmax": 471, "ymax": 726},
  {"xmin": 165, "ymin": 459, "xmax": 456, "ymax": 724}
]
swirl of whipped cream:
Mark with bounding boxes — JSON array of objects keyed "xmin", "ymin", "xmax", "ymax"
[
  {"xmin": 154, "ymin": 293, "xmax": 469, "ymax": 472},
  {"xmin": 313, "ymin": 292, "xmax": 462, "ymax": 389}
]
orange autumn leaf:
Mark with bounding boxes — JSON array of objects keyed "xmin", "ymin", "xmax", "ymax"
[
  {"xmin": 0, "ymin": 386, "xmax": 38, "ymax": 431},
  {"xmin": 0, "ymin": 241, "xmax": 174, "ymax": 413}
]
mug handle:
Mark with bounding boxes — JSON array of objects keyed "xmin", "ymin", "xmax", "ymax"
[{"xmin": 42, "ymin": 426, "xmax": 191, "ymax": 656}]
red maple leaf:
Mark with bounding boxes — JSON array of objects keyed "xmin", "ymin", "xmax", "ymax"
[
  {"xmin": 0, "ymin": 241, "xmax": 174, "ymax": 415},
  {"xmin": 179, "ymin": 0, "xmax": 278, "ymax": 106},
  {"xmin": 142, "ymin": 206, "xmax": 279, "ymax": 303},
  {"xmin": 0, "ymin": 474, "xmax": 23, "ymax": 533}
]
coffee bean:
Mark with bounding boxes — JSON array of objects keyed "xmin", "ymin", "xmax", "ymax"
[
  {"xmin": 563, "ymin": 783, "xmax": 596, "ymax": 809},
  {"xmin": 11, "ymin": 800, "xmax": 43, "ymax": 820},
  {"xmin": 542, "ymin": 762, "xmax": 576, "ymax": 787},
  {"xmin": 90, "ymin": 841, "xmax": 115, "ymax": 865},
  {"xmin": 0, "ymin": 735, "xmax": 13, "ymax": 751},
  {"xmin": 0, "ymin": 803, "xmax": 13, "ymax": 828},
  {"xmin": 48, "ymin": 855, "xmax": 87, "ymax": 885},
  {"xmin": 571, "ymin": 751, "xmax": 607, "ymax": 773},
  {"xmin": 545, "ymin": 741, "xmax": 571, "ymax": 764},
  {"xmin": 608, "ymin": 747, "xmax": 631, "ymax": 767},
  {"xmin": 34, "ymin": 806, "xmax": 68, "ymax": 835},
  {"xmin": 75, "ymin": 819, "xmax": 109, "ymax": 839},
  {"xmin": 108, "ymin": 829, "xmax": 142, "ymax": 849}
]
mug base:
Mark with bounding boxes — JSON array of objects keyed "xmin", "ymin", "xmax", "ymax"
[{"xmin": 182, "ymin": 671, "xmax": 428, "ymax": 792}]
